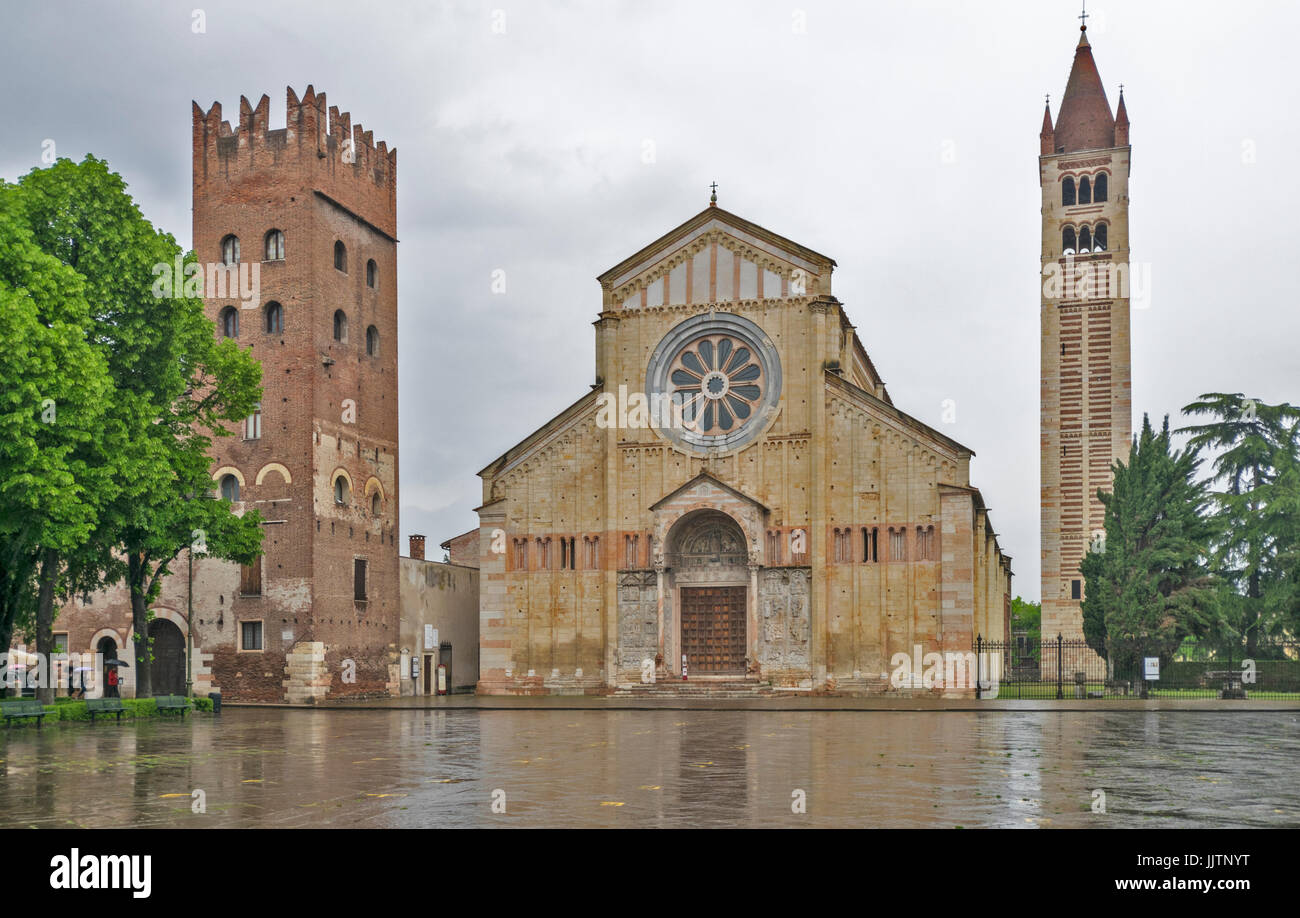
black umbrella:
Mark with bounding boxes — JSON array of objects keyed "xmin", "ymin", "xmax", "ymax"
[{"xmin": 103, "ymin": 659, "xmax": 129, "ymax": 667}]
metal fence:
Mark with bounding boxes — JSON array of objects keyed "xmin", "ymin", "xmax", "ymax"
[{"xmin": 974, "ymin": 634, "xmax": 1300, "ymax": 700}]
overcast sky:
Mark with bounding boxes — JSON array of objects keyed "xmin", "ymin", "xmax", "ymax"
[{"xmin": 3, "ymin": 1, "xmax": 1298, "ymax": 602}]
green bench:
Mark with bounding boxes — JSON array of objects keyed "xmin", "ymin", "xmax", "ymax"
[
  {"xmin": 87, "ymin": 697, "xmax": 127, "ymax": 723},
  {"xmin": 153, "ymin": 695, "xmax": 192, "ymax": 717},
  {"xmin": 1, "ymin": 698, "xmax": 47, "ymax": 729}
]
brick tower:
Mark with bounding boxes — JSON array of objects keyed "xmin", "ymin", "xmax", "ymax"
[
  {"xmin": 1039, "ymin": 22, "xmax": 1132, "ymax": 643},
  {"xmin": 192, "ymin": 87, "xmax": 400, "ymax": 701}
]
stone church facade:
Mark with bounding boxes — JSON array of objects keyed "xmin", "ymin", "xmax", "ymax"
[{"xmin": 475, "ymin": 204, "xmax": 1012, "ymax": 694}]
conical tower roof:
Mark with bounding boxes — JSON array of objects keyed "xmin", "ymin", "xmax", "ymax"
[{"xmin": 1054, "ymin": 28, "xmax": 1115, "ymax": 153}]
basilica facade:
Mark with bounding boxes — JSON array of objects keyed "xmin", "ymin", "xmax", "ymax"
[{"xmin": 475, "ymin": 204, "xmax": 1012, "ymax": 694}]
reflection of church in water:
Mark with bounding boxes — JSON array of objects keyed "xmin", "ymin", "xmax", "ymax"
[{"xmin": 473, "ymin": 198, "xmax": 1012, "ymax": 694}]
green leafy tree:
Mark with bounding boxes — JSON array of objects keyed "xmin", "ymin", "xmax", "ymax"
[
  {"xmin": 1179, "ymin": 393, "xmax": 1300, "ymax": 652},
  {"xmin": 10, "ymin": 156, "xmax": 264, "ymax": 696},
  {"xmin": 1080, "ymin": 415, "xmax": 1219, "ymax": 678},
  {"xmin": 1009, "ymin": 596, "xmax": 1041, "ymax": 659},
  {"xmin": 0, "ymin": 192, "xmax": 114, "ymax": 698}
]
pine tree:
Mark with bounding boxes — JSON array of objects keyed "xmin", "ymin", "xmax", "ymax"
[{"xmin": 1080, "ymin": 415, "xmax": 1219, "ymax": 679}]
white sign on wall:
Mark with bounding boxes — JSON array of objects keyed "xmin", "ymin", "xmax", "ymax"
[
  {"xmin": 1143, "ymin": 657, "xmax": 1160, "ymax": 680},
  {"xmin": 424, "ymin": 625, "xmax": 438, "ymax": 651}
]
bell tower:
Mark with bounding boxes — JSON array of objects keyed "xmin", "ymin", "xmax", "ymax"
[{"xmin": 1039, "ymin": 17, "xmax": 1133, "ymax": 642}]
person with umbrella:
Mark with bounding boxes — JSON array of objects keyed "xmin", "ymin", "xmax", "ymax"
[{"xmin": 104, "ymin": 659, "xmax": 127, "ymax": 697}]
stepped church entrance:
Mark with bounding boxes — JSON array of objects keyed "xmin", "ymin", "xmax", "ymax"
[{"xmin": 669, "ymin": 512, "xmax": 749, "ymax": 676}]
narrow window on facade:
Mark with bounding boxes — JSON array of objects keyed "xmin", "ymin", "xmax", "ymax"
[
  {"xmin": 371, "ymin": 492, "xmax": 381, "ymax": 516},
  {"xmin": 219, "ymin": 474, "xmax": 240, "ymax": 502},
  {"xmin": 334, "ymin": 475, "xmax": 350, "ymax": 505},
  {"xmin": 1094, "ymin": 223, "xmax": 1108, "ymax": 252},
  {"xmin": 1071, "ymin": 579, "xmax": 1082, "ymax": 600},
  {"xmin": 1078, "ymin": 176, "xmax": 1092, "ymax": 204},
  {"xmin": 1062, "ymin": 177, "xmax": 1076, "ymax": 206},
  {"xmin": 889, "ymin": 527, "xmax": 907, "ymax": 561},
  {"xmin": 244, "ymin": 403, "xmax": 261, "ymax": 440},
  {"xmin": 221, "ymin": 234, "xmax": 240, "ymax": 265},
  {"xmin": 264, "ymin": 301, "xmax": 283, "ymax": 333},
  {"xmin": 1062, "ymin": 226, "xmax": 1077, "ymax": 255},
  {"xmin": 766, "ymin": 530, "xmax": 780, "ymax": 565},
  {"xmin": 334, "ymin": 310, "xmax": 348, "ymax": 342},
  {"xmin": 264, "ymin": 229, "xmax": 284, "ymax": 261},
  {"xmin": 240, "ymin": 560, "xmax": 262, "ymax": 596},
  {"xmin": 334, "ymin": 240, "xmax": 347, "ymax": 272},
  {"xmin": 366, "ymin": 259, "xmax": 377, "ymax": 288},
  {"xmin": 1093, "ymin": 173, "xmax": 1108, "ymax": 202},
  {"xmin": 240, "ymin": 621, "xmax": 263, "ymax": 651},
  {"xmin": 1078, "ymin": 225, "xmax": 1092, "ymax": 253},
  {"xmin": 366, "ymin": 325, "xmax": 379, "ymax": 357},
  {"xmin": 220, "ymin": 306, "xmax": 239, "ymax": 339},
  {"xmin": 354, "ymin": 558, "xmax": 368, "ymax": 601}
]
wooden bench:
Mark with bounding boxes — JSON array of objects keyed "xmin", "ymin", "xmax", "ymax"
[
  {"xmin": 2, "ymin": 699, "xmax": 47, "ymax": 729},
  {"xmin": 86, "ymin": 697, "xmax": 126, "ymax": 723},
  {"xmin": 153, "ymin": 695, "xmax": 192, "ymax": 717},
  {"xmin": 1206, "ymin": 669, "xmax": 1247, "ymax": 699}
]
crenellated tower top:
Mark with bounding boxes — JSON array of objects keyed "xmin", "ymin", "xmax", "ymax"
[{"xmin": 192, "ymin": 85, "xmax": 397, "ymax": 238}]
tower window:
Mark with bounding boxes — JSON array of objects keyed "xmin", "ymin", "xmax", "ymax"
[
  {"xmin": 219, "ymin": 474, "xmax": 240, "ymax": 502},
  {"xmin": 1078, "ymin": 176, "xmax": 1092, "ymax": 205},
  {"xmin": 862, "ymin": 526, "xmax": 878, "ymax": 562},
  {"xmin": 333, "ymin": 310, "xmax": 348, "ymax": 342},
  {"xmin": 354, "ymin": 558, "xmax": 368, "ymax": 601},
  {"xmin": 334, "ymin": 240, "xmax": 347, "ymax": 272},
  {"xmin": 1078, "ymin": 225, "xmax": 1092, "ymax": 253},
  {"xmin": 244, "ymin": 403, "xmax": 261, "ymax": 440},
  {"xmin": 334, "ymin": 475, "xmax": 351, "ymax": 505},
  {"xmin": 1062, "ymin": 226, "xmax": 1076, "ymax": 255},
  {"xmin": 264, "ymin": 301, "xmax": 283, "ymax": 334},
  {"xmin": 1094, "ymin": 223, "xmax": 1108, "ymax": 252},
  {"xmin": 366, "ymin": 325, "xmax": 379, "ymax": 357},
  {"xmin": 221, "ymin": 234, "xmax": 240, "ymax": 266},
  {"xmin": 1093, "ymin": 173, "xmax": 1108, "ymax": 202},
  {"xmin": 264, "ymin": 229, "xmax": 284, "ymax": 261},
  {"xmin": 1062, "ymin": 177, "xmax": 1076, "ymax": 207},
  {"xmin": 366, "ymin": 259, "xmax": 377, "ymax": 289},
  {"xmin": 219, "ymin": 306, "xmax": 239, "ymax": 339},
  {"xmin": 371, "ymin": 492, "xmax": 381, "ymax": 516},
  {"xmin": 240, "ymin": 560, "xmax": 262, "ymax": 596},
  {"xmin": 1070, "ymin": 579, "xmax": 1082, "ymax": 600}
]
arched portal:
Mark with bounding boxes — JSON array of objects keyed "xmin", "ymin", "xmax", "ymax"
[
  {"xmin": 667, "ymin": 510, "xmax": 749, "ymax": 676},
  {"xmin": 148, "ymin": 618, "xmax": 186, "ymax": 695}
]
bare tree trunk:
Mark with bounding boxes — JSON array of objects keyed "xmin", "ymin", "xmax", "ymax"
[
  {"xmin": 128, "ymin": 552, "xmax": 151, "ymax": 698},
  {"xmin": 35, "ymin": 548, "xmax": 58, "ymax": 704}
]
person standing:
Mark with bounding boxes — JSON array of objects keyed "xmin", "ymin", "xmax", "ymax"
[{"xmin": 106, "ymin": 665, "xmax": 119, "ymax": 698}]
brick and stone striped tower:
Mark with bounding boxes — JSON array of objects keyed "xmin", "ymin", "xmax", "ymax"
[{"xmin": 1039, "ymin": 23, "xmax": 1132, "ymax": 643}]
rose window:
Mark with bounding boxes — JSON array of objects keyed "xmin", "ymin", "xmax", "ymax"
[
  {"xmin": 646, "ymin": 313, "xmax": 782, "ymax": 453},
  {"xmin": 668, "ymin": 335, "xmax": 764, "ymax": 435}
]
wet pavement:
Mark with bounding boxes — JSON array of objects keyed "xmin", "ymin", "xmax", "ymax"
[{"xmin": 1, "ymin": 708, "xmax": 1297, "ymax": 828}]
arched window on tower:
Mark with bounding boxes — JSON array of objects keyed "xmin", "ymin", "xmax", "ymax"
[
  {"xmin": 1062, "ymin": 177, "xmax": 1076, "ymax": 206},
  {"xmin": 1062, "ymin": 226, "xmax": 1077, "ymax": 255},
  {"xmin": 371, "ymin": 492, "xmax": 381, "ymax": 516},
  {"xmin": 334, "ymin": 475, "xmax": 350, "ymax": 505},
  {"xmin": 333, "ymin": 310, "xmax": 348, "ymax": 342},
  {"xmin": 221, "ymin": 234, "xmax": 240, "ymax": 266},
  {"xmin": 219, "ymin": 306, "xmax": 239, "ymax": 338},
  {"xmin": 334, "ymin": 240, "xmax": 347, "ymax": 272},
  {"xmin": 264, "ymin": 301, "xmax": 283, "ymax": 334},
  {"xmin": 1078, "ymin": 176, "xmax": 1092, "ymax": 205},
  {"xmin": 1078, "ymin": 225, "xmax": 1092, "ymax": 253},
  {"xmin": 264, "ymin": 229, "xmax": 284, "ymax": 261},
  {"xmin": 366, "ymin": 325, "xmax": 379, "ymax": 357},
  {"xmin": 1093, "ymin": 173, "xmax": 1108, "ymax": 202},
  {"xmin": 219, "ymin": 474, "xmax": 240, "ymax": 502},
  {"xmin": 366, "ymin": 259, "xmax": 377, "ymax": 289},
  {"xmin": 1094, "ymin": 223, "xmax": 1108, "ymax": 252}
]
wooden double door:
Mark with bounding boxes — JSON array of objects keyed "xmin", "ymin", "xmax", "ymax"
[{"xmin": 680, "ymin": 586, "xmax": 747, "ymax": 675}]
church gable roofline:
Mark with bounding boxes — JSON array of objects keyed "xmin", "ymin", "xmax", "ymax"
[
  {"xmin": 598, "ymin": 205, "xmax": 836, "ymax": 291},
  {"xmin": 827, "ymin": 372, "xmax": 974, "ymax": 460},
  {"xmin": 477, "ymin": 389, "xmax": 601, "ymax": 479}
]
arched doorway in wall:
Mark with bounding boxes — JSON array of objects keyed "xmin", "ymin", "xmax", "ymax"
[
  {"xmin": 97, "ymin": 637, "xmax": 118, "ymax": 697},
  {"xmin": 668, "ymin": 511, "xmax": 749, "ymax": 676},
  {"xmin": 148, "ymin": 618, "xmax": 186, "ymax": 695}
]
